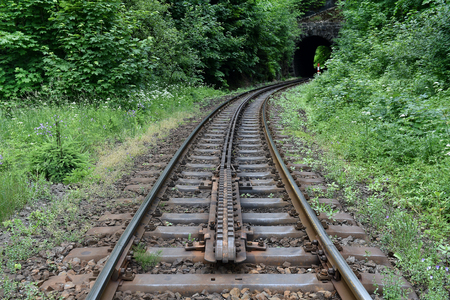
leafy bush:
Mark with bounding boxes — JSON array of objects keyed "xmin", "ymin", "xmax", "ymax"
[
  {"xmin": 42, "ymin": 0, "xmax": 153, "ymax": 97},
  {"xmin": 0, "ymin": 0, "xmax": 56, "ymax": 98},
  {"xmin": 168, "ymin": 0, "xmax": 301, "ymax": 86},
  {"xmin": 0, "ymin": 0, "xmax": 153, "ymax": 98},
  {"xmin": 124, "ymin": 0, "xmax": 200, "ymax": 84},
  {"xmin": 1, "ymin": 0, "xmax": 305, "ymax": 98}
]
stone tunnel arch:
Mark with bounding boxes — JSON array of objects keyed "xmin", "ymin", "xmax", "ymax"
[
  {"xmin": 293, "ymin": 35, "xmax": 332, "ymax": 77},
  {"xmin": 292, "ymin": 13, "xmax": 342, "ymax": 77}
]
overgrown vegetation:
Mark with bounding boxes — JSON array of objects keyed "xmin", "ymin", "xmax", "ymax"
[
  {"xmin": 0, "ymin": 0, "xmax": 316, "ymax": 99},
  {"xmin": 167, "ymin": 0, "xmax": 304, "ymax": 86},
  {"xmin": 277, "ymin": 0, "xmax": 450, "ymax": 297},
  {"xmin": 0, "ymin": 85, "xmax": 224, "ymax": 220}
]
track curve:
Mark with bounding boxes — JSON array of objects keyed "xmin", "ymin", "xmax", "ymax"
[{"xmin": 38, "ymin": 81, "xmax": 416, "ymax": 300}]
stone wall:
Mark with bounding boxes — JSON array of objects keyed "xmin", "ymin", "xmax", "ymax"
[{"xmin": 299, "ymin": 22, "xmax": 342, "ymax": 44}]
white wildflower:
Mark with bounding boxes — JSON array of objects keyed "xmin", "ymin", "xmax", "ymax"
[{"xmin": 400, "ymin": 114, "xmax": 406, "ymax": 117}]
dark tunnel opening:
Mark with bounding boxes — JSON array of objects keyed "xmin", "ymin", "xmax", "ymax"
[{"xmin": 294, "ymin": 36, "xmax": 332, "ymax": 77}]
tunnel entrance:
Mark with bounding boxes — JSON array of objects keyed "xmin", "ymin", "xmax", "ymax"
[{"xmin": 293, "ymin": 36, "xmax": 332, "ymax": 77}]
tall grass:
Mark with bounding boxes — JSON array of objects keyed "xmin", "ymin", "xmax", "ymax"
[
  {"xmin": 0, "ymin": 84, "xmax": 225, "ymax": 221},
  {"xmin": 0, "ymin": 172, "xmax": 29, "ymax": 220}
]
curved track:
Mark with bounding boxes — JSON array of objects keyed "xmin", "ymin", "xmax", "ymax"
[{"xmin": 40, "ymin": 81, "xmax": 416, "ymax": 300}]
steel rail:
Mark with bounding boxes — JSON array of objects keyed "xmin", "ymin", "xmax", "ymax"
[
  {"xmin": 215, "ymin": 92, "xmax": 250, "ymax": 263},
  {"xmin": 86, "ymin": 79, "xmax": 302, "ymax": 300},
  {"xmin": 261, "ymin": 89, "xmax": 372, "ymax": 300},
  {"xmin": 213, "ymin": 92, "xmax": 245, "ymax": 263}
]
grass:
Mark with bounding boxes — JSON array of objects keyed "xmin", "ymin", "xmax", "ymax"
[
  {"xmin": 93, "ymin": 110, "xmax": 197, "ymax": 186},
  {"xmin": 275, "ymin": 82, "xmax": 450, "ymax": 299},
  {"xmin": 0, "ymin": 172, "xmax": 32, "ymax": 220},
  {"xmin": 133, "ymin": 243, "xmax": 161, "ymax": 271},
  {"xmin": 0, "ymin": 83, "xmax": 226, "ymax": 221}
]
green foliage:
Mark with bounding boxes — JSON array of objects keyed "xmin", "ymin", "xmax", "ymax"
[
  {"xmin": 0, "ymin": 0, "xmax": 57, "ymax": 98},
  {"xmin": 0, "ymin": 0, "xmax": 154, "ymax": 98},
  {"xmin": 344, "ymin": 0, "xmax": 435, "ymax": 22},
  {"xmin": 124, "ymin": 0, "xmax": 200, "ymax": 84},
  {"xmin": 168, "ymin": 0, "xmax": 300, "ymax": 86},
  {"xmin": 1, "ymin": 0, "xmax": 303, "ymax": 98},
  {"xmin": 313, "ymin": 45, "xmax": 331, "ymax": 68},
  {"xmin": 43, "ymin": 0, "xmax": 153, "ymax": 97},
  {"xmin": 0, "ymin": 83, "xmax": 224, "ymax": 221},
  {"xmin": 292, "ymin": 0, "xmax": 326, "ymax": 13},
  {"xmin": 133, "ymin": 243, "xmax": 161, "ymax": 271},
  {"xmin": 338, "ymin": 0, "xmax": 450, "ymax": 83},
  {"xmin": 27, "ymin": 116, "xmax": 90, "ymax": 182}
]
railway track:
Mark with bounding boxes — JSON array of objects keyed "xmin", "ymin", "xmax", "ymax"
[{"xmin": 39, "ymin": 81, "xmax": 416, "ymax": 300}]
